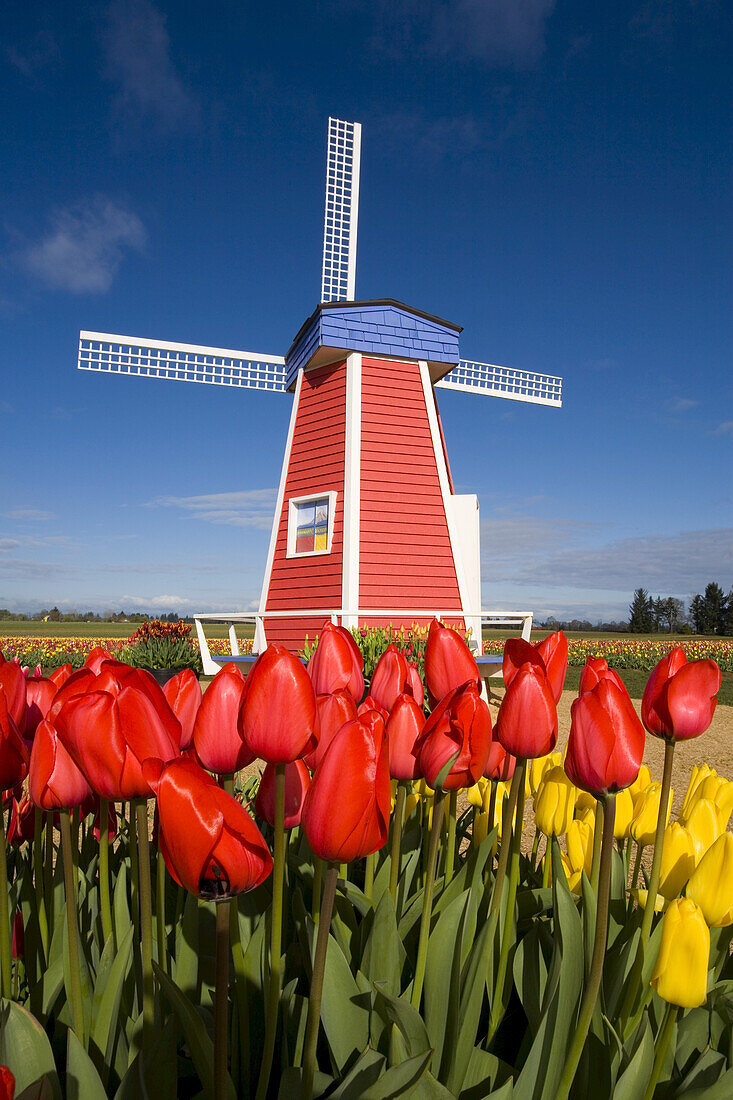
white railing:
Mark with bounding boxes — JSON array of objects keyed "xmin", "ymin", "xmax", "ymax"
[{"xmin": 193, "ymin": 608, "xmax": 533, "ymax": 676}]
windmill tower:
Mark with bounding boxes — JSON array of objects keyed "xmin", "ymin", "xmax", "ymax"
[{"xmin": 78, "ymin": 118, "xmax": 562, "ymax": 651}]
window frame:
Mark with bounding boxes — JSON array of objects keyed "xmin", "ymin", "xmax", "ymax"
[{"xmin": 286, "ymin": 491, "xmax": 338, "ymax": 558}]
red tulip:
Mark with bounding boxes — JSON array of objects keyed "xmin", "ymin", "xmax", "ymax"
[
  {"xmin": 0, "ymin": 690, "xmax": 28, "ymax": 791},
  {"xmin": 0, "ymin": 1065, "xmax": 14, "ymax": 1100},
  {"xmin": 535, "ymin": 630, "xmax": 568, "ymax": 702},
  {"xmin": 29, "ymin": 718, "xmax": 92, "ymax": 811},
  {"xmin": 56, "ymin": 684, "xmax": 179, "ymax": 801},
  {"xmin": 0, "ymin": 661, "xmax": 26, "ymax": 736},
  {"xmin": 192, "ymin": 663, "xmax": 253, "ymax": 774},
  {"xmin": 143, "ymin": 757, "xmax": 272, "ymax": 899},
  {"xmin": 47, "ymin": 668, "xmax": 96, "ymax": 722},
  {"xmin": 49, "ymin": 664, "xmax": 74, "ymax": 688},
  {"xmin": 7, "ymin": 792, "xmax": 35, "ymax": 845},
  {"xmin": 425, "ymin": 619, "xmax": 481, "ymax": 704},
  {"xmin": 163, "ymin": 668, "xmax": 202, "ymax": 751},
  {"xmin": 385, "ymin": 693, "xmax": 425, "ymax": 780},
  {"xmin": 301, "ymin": 711, "xmax": 391, "ymax": 863},
  {"xmin": 25, "ymin": 676, "xmax": 56, "ymax": 738},
  {"xmin": 307, "ymin": 622, "xmax": 364, "ymax": 702},
  {"xmin": 414, "ymin": 682, "xmax": 492, "ymax": 791},
  {"xmin": 579, "ymin": 657, "xmax": 625, "ymax": 696},
  {"xmin": 96, "ymin": 665, "xmax": 182, "ymax": 747},
  {"xmin": 84, "ymin": 646, "xmax": 116, "ymax": 674},
  {"xmin": 370, "ymin": 645, "xmax": 412, "ymax": 712},
  {"xmin": 255, "ymin": 759, "xmax": 310, "ymax": 828},
  {"xmin": 565, "ymin": 679, "xmax": 645, "ymax": 797},
  {"xmin": 241, "ymin": 645, "xmax": 317, "ymax": 764},
  {"xmin": 407, "ymin": 662, "xmax": 425, "ymax": 707},
  {"xmin": 357, "ymin": 695, "xmax": 389, "ymax": 722},
  {"xmin": 495, "ymin": 664, "xmax": 557, "ymax": 759},
  {"xmin": 483, "ymin": 739, "xmax": 516, "ymax": 782},
  {"xmin": 92, "ymin": 798, "xmax": 117, "ymax": 841},
  {"xmin": 641, "ymin": 647, "xmax": 721, "ymax": 742},
  {"xmin": 304, "ymin": 689, "xmax": 357, "ymax": 771}
]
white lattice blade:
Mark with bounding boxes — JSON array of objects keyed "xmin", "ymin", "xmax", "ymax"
[
  {"xmin": 78, "ymin": 332, "xmax": 287, "ymax": 392},
  {"xmin": 321, "ymin": 117, "xmax": 361, "ymax": 303},
  {"xmin": 436, "ymin": 360, "xmax": 562, "ymax": 407}
]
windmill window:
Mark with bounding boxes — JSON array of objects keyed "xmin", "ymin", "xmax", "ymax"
[{"xmin": 287, "ymin": 492, "xmax": 337, "ymax": 558}]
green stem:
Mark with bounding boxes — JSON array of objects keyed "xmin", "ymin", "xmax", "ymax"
[
  {"xmin": 33, "ymin": 810, "xmax": 49, "ymax": 964},
  {"xmin": 630, "ymin": 842, "xmax": 644, "ymax": 893},
  {"xmin": 389, "ymin": 783, "xmax": 407, "ymax": 904},
  {"xmin": 134, "ymin": 800, "xmax": 154, "ymax": 1050},
  {"xmin": 445, "ymin": 790, "xmax": 458, "ymax": 882},
  {"xmin": 530, "ymin": 829, "xmax": 540, "ymax": 871},
  {"xmin": 301, "ymin": 864, "xmax": 338, "ymax": 1100},
  {"xmin": 60, "ymin": 810, "xmax": 85, "ymax": 1044},
  {"xmin": 590, "ymin": 800, "xmax": 604, "ymax": 894},
  {"xmin": 255, "ymin": 763, "xmax": 286, "ymax": 1100},
  {"xmin": 312, "ymin": 856, "xmax": 323, "ymax": 923},
  {"xmin": 214, "ymin": 899, "xmax": 230, "ymax": 1100},
  {"xmin": 542, "ymin": 840, "xmax": 552, "ymax": 889},
  {"xmin": 411, "ymin": 791, "xmax": 446, "ymax": 1010},
  {"xmin": 640, "ymin": 740, "xmax": 675, "ymax": 944},
  {"xmin": 364, "ymin": 850, "xmax": 375, "ymax": 900},
  {"xmin": 0, "ymin": 807, "xmax": 12, "ymax": 999},
  {"xmin": 554, "ymin": 793, "xmax": 617, "ymax": 1100},
  {"xmin": 156, "ymin": 844, "xmax": 167, "ymax": 973},
  {"xmin": 488, "ymin": 758, "xmax": 527, "ymax": 1043},
  {"xmin": 99, "ymin": 799, "xmax": 114, "ymax": 948},
  {"xmin": 44, "ymin": 814, "xmax": 54, "ymax": 930},
  {"xmin": 488, "ymin": 765, "xmax": 523, "ymax": 921},
  {"xmin": 643, "ymin": 1002, "xmax": 678, "ymax": 1100},
  {"xmin": 129, "ymin": 801, "xmax": 140, "ymax": 940},
  {"xmin": 488, "ymin": 781, "xmax": 498, "ymax": 859},
  {"xmin": 230, "ymin": 895, "xmax": 250, "ymax": 1094}
]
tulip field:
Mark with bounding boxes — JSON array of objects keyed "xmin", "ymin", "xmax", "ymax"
[{"xmin": 0, "ymin": 624, "xmax": 731, "ymax": 1100}]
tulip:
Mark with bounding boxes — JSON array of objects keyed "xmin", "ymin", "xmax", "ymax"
[
  {"xmin": 24, "ymin": 675, "xmax": 56, "ymax": 739},
  {"xmin": 613, "ymin": 787, "xmax": 635, "ymax": 840},
  {"xmin": 0, "ymin": 662, "xmax": 25, "ymax": 736},
  {"xmin": 484, "ymin": 739, "xmax": 516, "ymax": 782},
  {"xmin": 535, "ymin": 629, "xmax": 568, "ymax": 702},
  {"xmin": 255, "ymin": 760, "xmax": 310, "ymax": 829},
  {"xmin": 29, "ymin": 719, "xmax": 92, "ymax": 811},
  {"xmin": 307, "ymin": 622, "xmax": 364, "ymax": 702},
  {"xmin": 385, "ymin": 693, "xmax": 425, "ymax": 780},
  {"xmin": 629, "ymin": 764, "xmax": 653, "ymax": 810},
  {"xmin": 651, "ymin": 897, "xmax": 710, "ymax": 1008},
  {"xmin": 685, "ymin": 797, "xmax": 720, "ymax": 863},
  {"xmin": 658, "ymin": 822, "xmax": 697, "ymax": 900},
  {"xmin": 575, "ymin": 789, "xmax": 597, "ymax": 818},
  {"xmin": 496, "ymin": 664, "xmax": 557, "ymax": 761},
  {"xmin": 565, "ymin": 679, "xmax": 645, "ymax": 797},
  {"xmin": 424, "ymin": 619, "xmax": 481, "ymax": 704},
  {"xmin": 534, "ymin": 765, "xmax": 576, "ymax": 837},
  {"xmin": 414, "ymin": 681, "xmax": 491, "ymax": 791},
  {"xmin": 84, "ymin": 646, "xmax": 116, "ymax": 674},
  {"xmin": 0, "ymin": 1066, "xmax": 14, "ymax": 1100},
  {"xmin": 370, "ymin": 645, "xmax": 413, "ymax": 712},
  {"xmin": 642, "ymin": 647, "xmax": 721, "ymax": 742},
  {"xmin": 6, "ymin": 791, "xmax": 35, "ymax": 846},
  {"xmin": 241, "ymin": 645, "xmax": 317, "ymax": 764},
  {"xmin": 680, "ymin": 763, "xmax": 716, "ymax": 821},
  {"xmin": 502, "ymin": 638, "xmax": 546, "ymax": 691},
  {"xmin": 191, "ymin": 663, "xmax": 252, "ymax": 774},
  {"xmin": 681, "ymin": 772, "xmax": 733, "ymax": 833},
  {"xmin": 686, "ymin": 833, "xmax": 733, "ymax": 927},
  {"xmin": 0, "ymin": 691, "xmax": 28, "ymax": 792},
  {"xmin": 304, "ymin": 689, "xmax": 357, "ymax": 771},
  {"xmin": 529, "ymin": 752, "xmax": 560, "ymax": 796},
  {"xmin": 631, "ymin": 781, "xmax": 672, "ymax": 848},
  {"xmin": 578, "ymin": 656, "xmax": 625, "ymax": 697},
  {"xmin": 406, "ymin": 662, "xmax": 425, "ymax": 707},
  {"xmin": 163, "ymin": 668, "xmax": 201, "ymax": 751},
  {"xmin": 49, "ymin": 664, "xmax": 73, "ymax": 688},
  {"xmin": 144, "ymin": 757, "xmax": 272, "ymax": 899},
  {"xmin": 357, "ymin": 694, "xmax": 389, "ymax": 722},
  {"xmin": 46, "ymin": 668, "xmax": 96, "ymax": 722},
  {"xmin": 567, "ymin": 817, "xmax": 594, "ymax": 880},
  {"xmin": 301, "ymin": 711, "xmax": 390, "ymax": 863}
]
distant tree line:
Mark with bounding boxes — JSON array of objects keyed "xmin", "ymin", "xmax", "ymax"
[
  {"xmin": 627, "ymin": 582, "xmax": 732, "ymax": 635},
  {"xmin": 0, "ymin": 608, "xmax": 190, "ymax": 624}
]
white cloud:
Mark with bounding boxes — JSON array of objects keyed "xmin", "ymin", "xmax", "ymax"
[
  {"xmin": 102, "ymin": 0, "xmax": 198, "ymax": 126},
  {"xmin": 148, "ymin": 489, "xmax": 277, "ymax": 530},
  {"xmin": 665, "ymin": 396, "xmax": 698, "ymax": 413},
  {"xmin": 713, "ymin": 421, "xmax": 733, "ymax": 437},
  {"xmin": 20, "ymin": 197, "xmax": 145, "ymax": 293},
  {"xmin": 4, "ymin": 508, "xmax": 55, "ymax": 521}
]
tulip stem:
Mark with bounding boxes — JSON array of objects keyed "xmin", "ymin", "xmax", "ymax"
[
  {"xmin": 134, "ymin": 800, "xmax": 155, "ymax": 1050},
  {"xmin": 99, "ymin": 799, "xmax": 114, "ymax": 948},
  {"xmin": 487, "ymin": 782, "xmax": 498, "ymax": 858},
  {"xmin": 643, "ymin": 1002, "xmax": 678, "ymax": 1100},
  {"xmin": 542, "ymin": 844, "xmax": 552, "ymax": 889},
  {"xmin": 555, "ymin": 793, "xmax": 616, "ymax": 1100},
  {"xmin": 445, "ymin": 790, "xmax": 458, "ymax": 882},
  {"xmin": 229, "ymin": 895, "xmax": 250, "ymax": 1093},
  {"xmin": 60, "ymin": 810, "xmax": 85, "ymax": 1045},
  {"xmin": 630, "ymin": 842, "xmax": 644, "ymax": 893},
  {"xmin": 156, "ymin": 845, "xmax": 167, "ymax": 973},
  {"xmin": 312, "ymin": 856, "xmax": 323, "ymax": 923},
  {"xmin": 301, "ymin": 863, "xmax": 338, "ymax": 1100},
  {"xmin": 255, "ymin": 763, "xmax": 286, "ymax": 1100},
  {"xmin": 128, "ymin": 801, "xmax": 140, "ymax": 941},
  {"xmin": 214, "ymin": 899, "xmax": 231, "ymax": 1100},
  {"xmin": 641, "ymin": 740, "xmax": 675, "ymax": 944},
  {"xmin": 0, "ymin": 808, "xmax": 12, "ymax": 1000},
  {"xmin": 33, "ymin": 810, "xmax": 49, "ymax": 964},
  {"xmin": 488, "ymin": 758, "xmax": 527, "ymax": 1043},
  {"xmin": 411, "ymin": 791, "xmax": 446, "ymax": 1010},
  {"xmin": 488, "ymin": 764, "xmax": 523, "ymax": 921},
  {"xmin": 364, "ymin": 851, "xmax": 375, "ymax": 900},
  {"xmin": 389, "ymin": 783, "xmax": 407, "ymax": 906},
  {"xmin": 590, "ymin": 800, "xmax": 604, "ymax": 894},
  {"xmin": 44, "ymin": 815, "xmax": 54, "ymax": 930}
]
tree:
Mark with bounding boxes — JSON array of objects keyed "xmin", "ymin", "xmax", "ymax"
[
  {"xmin": 628, "ymin": 588, "xmax": 654, "ymax": 633},
  {"xmin": 689, "ymin": 582, "xmax": 728, "ymax": 634}
]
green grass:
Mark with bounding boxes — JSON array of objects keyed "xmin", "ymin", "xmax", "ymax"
[
  {"xmin": 0, "ymin": 619, "xmax": 254, "ymax": 640},
  {"xmin": 564, "ymin": 664, "xmax": 733, "ymax": 706}
]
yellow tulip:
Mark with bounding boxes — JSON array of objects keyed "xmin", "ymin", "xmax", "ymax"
[
  {"xmin": 712, "ymin": 778, "xmax": 733, "ymax": 832},
  {"xmin": 630, "ymin": 781, "xmax": 673, "ymax": 848},
  {"xmin": 560, "ymin": 851, "xmax": 582, "ymax": 894},
  {"xmin": 467, "ymin": 781, "xmax": 486, "ymax": 810},
  {"xmin": 685, "ymin": 798, "xmax": 720, "ymax": 863},
  {"xmin": 404, "ymin": 790, "xmax": 421, "ymax": 820},
  {"xmin": 686, "ymin": 833, "xmax": 733, "ymax": 927},
  {"xmin": 680, "ymin": 764, "xmax": 717, "ymax": 823},
  {"xmin": 529, "ymin": 752, "xmax": 561, "ymax": 797},
  {"xmin": 632, "ymin": 888, "xmax": 666, "ymax": 912},
  {"xmin": 613, "ymin": 787, "xmax": 634, "ymax": 840},
  {"xmin": 574, "ymin": 790, "xmax": 597, "ymax": 818},
  {"xmin": 534, "ymin": 766, "xmax": 576, "ymax": 837},
  {"xmin": 566, "ymin": 817, "xmax": 594, "ymax": 879},
  {"xmin": 658, "ymin": 823, "xmax": 697, "ymax": 900},
  {"xmin": 629, "ymin": 764, "xmax": 653, "ymax": 809},
  {"xmin": 650, "ymin": 898, "xmax": 710, "ymax": 1008}
]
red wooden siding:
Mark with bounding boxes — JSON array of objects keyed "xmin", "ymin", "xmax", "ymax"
[
  {"xmin": 264, "ymin": 361, "xmax": 347, "ymax": 651},
  {"xmin": 359, "ymin": 357, "xmax": 463, "ymax": 627}
]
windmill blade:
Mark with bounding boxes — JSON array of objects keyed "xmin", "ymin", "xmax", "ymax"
[
  {"xmin": 78, "ymin": 332, "xmax": 287, "ymax": 392},
  {"xmin": 321, "ymin": 117, "xmax": 362, "ymax": 304},
  {"xmin": 436, "ymin": 360, "xmax": 562, "ymax": 408}
]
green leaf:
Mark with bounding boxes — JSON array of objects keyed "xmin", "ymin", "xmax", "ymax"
[
  {"xmin": 371, "ymin": 983, "xmax": 432, "ymax": 1060},
  {"xmin": 113, "ymin": 1017, "xmax": 179, "ymax": 1100},
  {"xmin": 90, "ymin": 923, "xmax": 134, "ymax": 1071},
  {"xmin": 66, "ymin": 1029, "xmax": 107, "ymax": 1100},
  {"xmin": 329, "ymin": 1048, "xmax": 385, "ymax": 1098},
  {"xmin": 0, "ymin": 1000, "xmax": 61, "ymax": 1100},
  {"xmin": 62, "ymin": 900, "xmax": 94, "ymax": 1042},
  {"xmin": 360, "ymin": 1049, "xmax": 432, "ymax": 1098},
  {"xmin": 612, "ymin": 1015, "xmax": 653, "ymax": 1100},
  {"xmin": 276, "ymin": 1068, "xmax": 334, "ymax": 1098},
  {"xmin": 675, "ymin": 1049, "xmax": 728, "ymax": 1098},
  {"xmin": 113, "ymin": 863, "xmax": 130, "ymax": 945},
  {"xmin": 408, "ymin": 1071, "xmax": 455, "ymax": 1098},
  {"xmin": 173, "ymin": 890, "xmax": 199, "ymax": 997},
  {"xmin": 153, "ymin": 962, "xmax": 236, "ymax": 1100},
  {"xmin": 424, "ymin": 893, "xmax": 468, "ymax": 1072},
  {"xmin": 320, "ymin": 932, "xmax": 371, "ymax": 1072},
  {"xmin": 513, "ymin": 925, "xmax": 549, "ymax": 1036},
  {"xmin": 362, "ymin": 890, "xmax": 404, "ymax": 999},
  {"xmin": 461, "ymin": 1046, "xmax": 512, "ymax": 1097},
  {"xmin": 446, "ymin": 916, "xmax": 493, "ymax": 1095}
]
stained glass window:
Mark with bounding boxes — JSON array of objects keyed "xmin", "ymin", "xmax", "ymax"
[{"xmin": 294, "ymin": 497, "xmax": 330, "ymax": 554}]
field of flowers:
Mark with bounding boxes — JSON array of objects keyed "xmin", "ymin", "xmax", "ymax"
[{"xmin": 482, "ymin": 636, "xmax": 733, "ymax": 673}]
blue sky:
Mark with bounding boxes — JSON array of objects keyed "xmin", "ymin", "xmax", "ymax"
[{"xmin": 1, "ymin": 0, "xmax": 730, "ymax": 622}]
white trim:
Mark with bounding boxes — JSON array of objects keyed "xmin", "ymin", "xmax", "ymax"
[
  {"xmin": 79, "ymin": 331, "xmax": 284, "ymax": 363},
  {"xmin": 346, "ymin": 123, "xmax": 361, "ymax": 301},
  {"xmin": 418, "ymin": 360, "xmax": 480, "ymax": 644},
  {"xmin": 341, "ymin": 351, "xmax": 362, "ymax": 627},
  {"xmin": 286, "ymin": 491, "xmax": 338, "ymax": 557},
  {"xmin": 258, "ymin": 369, "xmax": 304, "ymax": 639}
]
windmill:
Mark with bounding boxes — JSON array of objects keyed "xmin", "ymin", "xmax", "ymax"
[{"xmin": 78, "ymin": 118, "xmax": 562, "ymax": 653}]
